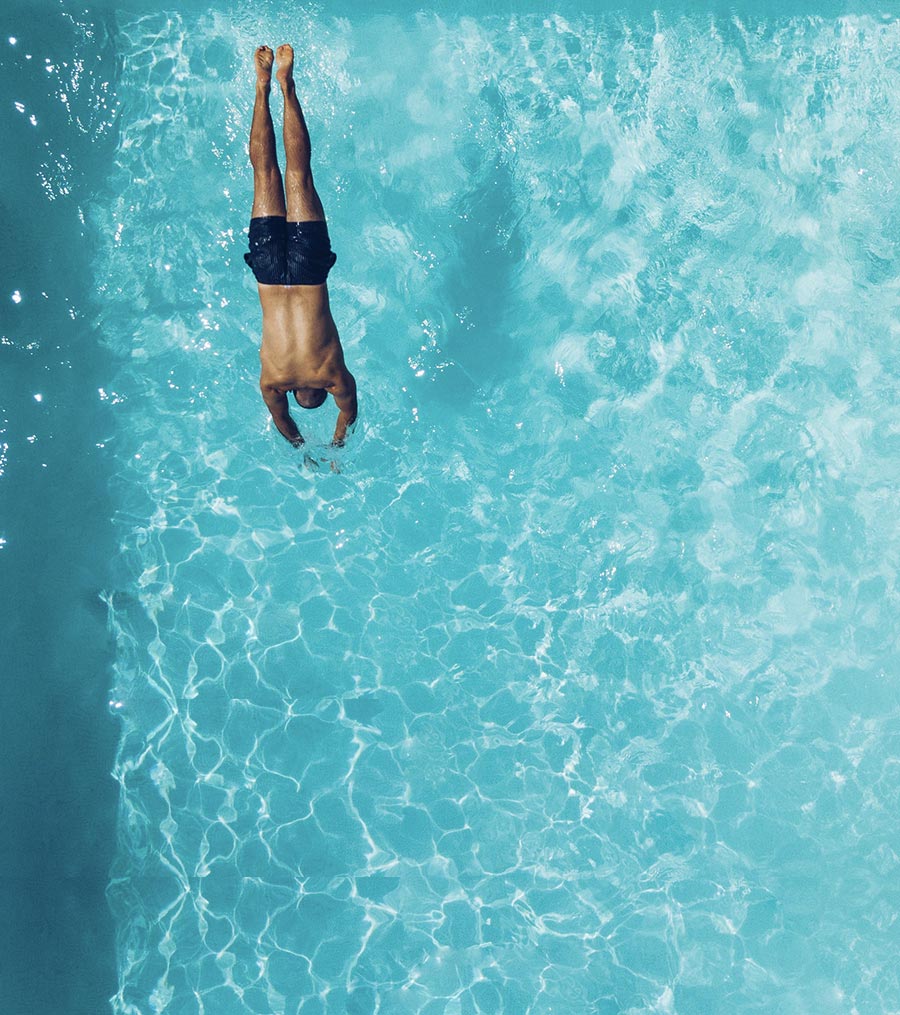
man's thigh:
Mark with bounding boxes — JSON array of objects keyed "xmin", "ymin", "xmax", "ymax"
[
  {"xmin": 252, "ymin": 166, "xmax": 287, "ymax": 218},
  {"xmin": 285, "ymin": 172, "xmax": 325, "ymax": 222}
]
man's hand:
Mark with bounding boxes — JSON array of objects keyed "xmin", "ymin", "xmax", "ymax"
[{"xmin": 330, "ymin": 369, "xmax": 358, "ymax": 447}]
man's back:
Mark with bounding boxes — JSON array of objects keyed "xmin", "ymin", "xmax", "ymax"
[{"xmin": 258, "ymin": 283, "xmax": 341, "ymax": 386}]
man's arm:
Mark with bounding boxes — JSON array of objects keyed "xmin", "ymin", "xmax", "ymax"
[
  {"xmin": 330, "ymin": 369, "xmax": 358, "ymax": 446},
  {"xmin": 260, "ymin": 383, "xmax": 304, "ymax": 445}
]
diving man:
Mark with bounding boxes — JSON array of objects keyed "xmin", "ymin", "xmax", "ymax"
[{"xmin": 245, "ymin": 44, "xmax": 357, "ymax": 447}]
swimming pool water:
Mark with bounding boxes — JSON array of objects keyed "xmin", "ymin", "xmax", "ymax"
[
  {"xmin": 0, "ymin": 7, "xmax": 121, "ymax": 1011},
  {"xmin": 41, "ymin": 6, "xmax": 900, "ymax": 1014}
]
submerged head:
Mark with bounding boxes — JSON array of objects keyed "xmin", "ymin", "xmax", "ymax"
[{"xmin": 293, "ymin": 387, "xmax": 328, "ymax": 410}]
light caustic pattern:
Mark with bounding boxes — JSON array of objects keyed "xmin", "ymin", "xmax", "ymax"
[{"xmin": 98, "ymin": 10, "xmax": 900, "ymax": 1015}]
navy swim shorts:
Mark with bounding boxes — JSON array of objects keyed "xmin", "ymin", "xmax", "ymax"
[{"xmin": 243, "ymin": 216, "xmax": 337, "ymax": 286}]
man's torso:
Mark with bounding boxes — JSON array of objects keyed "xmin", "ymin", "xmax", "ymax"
[{"xmin": 257, "ymin": 283, "xmax": 346, "ymax": 390}]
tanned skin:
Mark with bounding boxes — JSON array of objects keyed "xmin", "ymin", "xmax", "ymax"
[{"xmin": 250, "ymin": 44, "xmax": 357, "ymax": 447}]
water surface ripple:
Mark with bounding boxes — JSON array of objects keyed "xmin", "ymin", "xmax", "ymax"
[{"xmin": 99, "ymin": 11, "xmax": 900, "ymax": 1015}]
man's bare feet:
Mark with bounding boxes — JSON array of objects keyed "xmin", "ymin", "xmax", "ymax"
[
  {"xmin": 276, "ymin": 44, "xmax": 294, "ymax": 90},
  {"xmin": 254, "ymin": 45, "xmax": 273, "ymax": 85}
]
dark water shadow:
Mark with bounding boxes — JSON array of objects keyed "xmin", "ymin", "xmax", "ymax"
[
  {"xmin": 423, "ymin": 80, "xmax": 525, "ymax": 408},
  {"xmin": 0, "ymin": 6, "xmax": 122, "ymax": 1012}
]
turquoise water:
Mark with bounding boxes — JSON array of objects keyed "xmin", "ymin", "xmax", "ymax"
[
  {"xmin": 0, "ymin": 7, "xmax": 119, "ymax": 1011},
  {"xmin": 7, "ymin": 4, "xmax": 900, "ymax": 1014}
]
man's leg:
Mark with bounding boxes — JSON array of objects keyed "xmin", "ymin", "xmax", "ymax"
[
  {"xmin": 276, "ymin": 44, "xmax": 326, "ymax": 222},
  {"xmin": 250, "ymin": 45, "xmax": 286, "ymax": 218}
]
